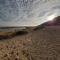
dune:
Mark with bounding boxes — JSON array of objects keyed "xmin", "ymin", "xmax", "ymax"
[
  {"xmin": 0, "ymin": 17, "xmax": 60, "ymax": 60},
  {"xmin": 0, "ymin": 25, "xmax": 60, "ymax": 60}
]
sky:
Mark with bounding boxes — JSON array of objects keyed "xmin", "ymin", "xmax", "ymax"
[{"xmin": 0, "ymin": 0, "xmax": 60, "ymax": 27}]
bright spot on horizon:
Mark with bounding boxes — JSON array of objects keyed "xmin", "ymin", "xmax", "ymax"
[{"xmin": 47, "ymin": 14, "xmax": 56, "ymax": 21}]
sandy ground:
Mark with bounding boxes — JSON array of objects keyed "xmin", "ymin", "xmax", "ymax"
[{"xmin": 0, "ymin": 26, "xmax": 60, "ymax": 60}]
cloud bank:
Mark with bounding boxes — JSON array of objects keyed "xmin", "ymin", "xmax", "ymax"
[{"xmin": 0, "ymin": 0, "xmax": 60, "ymax": 26}]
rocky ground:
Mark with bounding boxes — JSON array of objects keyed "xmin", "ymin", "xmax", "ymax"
[{"xmin": 0, "ymin": 26, "xmax": 60, "ymax": 60}]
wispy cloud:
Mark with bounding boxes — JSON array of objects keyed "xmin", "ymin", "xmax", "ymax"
[{"xmin": 0, "ymin": 0, "xmax": 60, "ymax": 26}]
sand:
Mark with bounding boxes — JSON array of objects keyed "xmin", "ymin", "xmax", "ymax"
[{"xmin": 0, "ymin": 26, "xmax": 60, "ymax": 60}]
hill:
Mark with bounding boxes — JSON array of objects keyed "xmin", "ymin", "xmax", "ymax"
[{"xmin": 0, "ymin": 16, "xmax": 60, "ymax": 60}]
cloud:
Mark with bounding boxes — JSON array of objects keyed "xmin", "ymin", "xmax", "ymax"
[{"xmin": 0, "ymin": 0, "xmax": 60, "ymax": 26}]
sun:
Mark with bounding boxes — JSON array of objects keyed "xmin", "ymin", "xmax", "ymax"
[{"xmin": 47, "ymin": 14, "xmax": 56, "ymax": 21}]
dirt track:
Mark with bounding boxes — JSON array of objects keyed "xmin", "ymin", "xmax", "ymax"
[{"xmin": 0, "ymin": 26, "xmax": 60, "ymax": 60}]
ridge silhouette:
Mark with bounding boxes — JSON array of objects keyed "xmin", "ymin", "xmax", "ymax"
[{"xmin": 34, "ymin": 16, "xmax": 60, "ymax": 30}]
